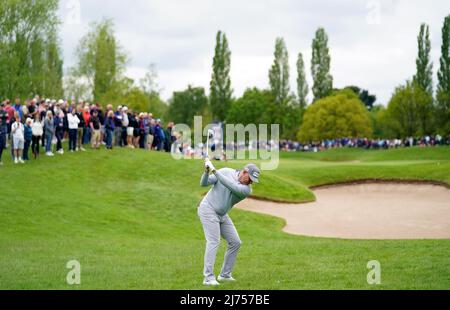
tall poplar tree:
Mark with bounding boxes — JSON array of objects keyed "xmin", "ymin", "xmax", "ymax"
[
  {"xmin": 311, "ymin": 28, "xmax": 333, "ymax": 101},
  {"xmin": 210, "ymin": 31, "xmax": 232, "ymax": 122},
  {"xmin": 269, "ymin": 37, "xmax": 290, "ymax": 104}
]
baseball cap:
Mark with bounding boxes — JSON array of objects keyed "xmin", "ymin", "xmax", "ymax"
[{"xmin": 244, "ymin": 163, "xmax": 261, "ymax": 183}]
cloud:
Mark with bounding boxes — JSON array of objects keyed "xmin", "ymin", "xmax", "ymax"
[{"xmin": 58, "ymin": 0, "xmax": 449, "ymax": 104}]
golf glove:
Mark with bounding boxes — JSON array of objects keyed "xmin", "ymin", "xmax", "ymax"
[{"xmin": 204, "ymin": 159, "xmax": 216, "ymax": 173}]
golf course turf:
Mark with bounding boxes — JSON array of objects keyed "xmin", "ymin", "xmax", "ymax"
[{"xmin": 0, "ymin": 146, "xmax": 449, "ymax": 289}]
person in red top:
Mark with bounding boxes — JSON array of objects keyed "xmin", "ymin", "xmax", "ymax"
[{"xmin": 82, "ymin": 106, "xmax": 91, "ymax": 145}]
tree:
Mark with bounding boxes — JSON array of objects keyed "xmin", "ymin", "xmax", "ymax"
[
  {"xmin": 311, "ymin": 28, "xmax": 333, "ymax": 101},
  {"xmin": 269, "ymin": 37, "xmax": 290, "ymax": 104},
  {"xmin": 168, "ymin": 86, "xmax": 208, "ymax": 127},
  {"xmin": 386, "ymin": 81, "xmax": 434, "ymax": 137},
  {"xmin": 72, "ymin": 19, "xmax": 127, "ymax": 103},
  {"xmin": 227, "ymin": 88, "xmax": 273, "ymax": 125},
  {"xmin": 210, "ymin": 31, "xmax": 232, "ymax": 122},
  {"xmin": 0, "ymin": 0, "xmax": 62, "ymax": 99},
  {"xmin": 298, "ymin": 89, "xmax": 372, "ymax": 142},
  {"xmin": 139, "ymin": 64, "xmax": 167, "ymax": 119},
  {"xmin": 437, "ymin": 15, "xmax": 450, "ymax": 134},
  {"xmin": 296, "ymin": 52, "xmax": 308, "ymax": 110},
  {"xmin": 344, "ymin": 86, "xmax": 377, "ymax": 110},
  {"xmin": 99, "ymin": 76, "xmax": 168, "ymax": 118},
  {"xmin": 413, "ymin": 23, "xmax": 433, "ymax": 96},
  {"xmin": 44, "ymin": 33, "xmax": 63, "ymax": 98},
  {"xmin": 140, "ymin": 63, "xmax": 162, "ymax": 97}
]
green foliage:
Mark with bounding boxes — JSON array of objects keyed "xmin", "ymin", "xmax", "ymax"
[
  {"xmin": 0, "ymin": 0, "xmax": 62, "ymax": 100},
  {"xmin": 298, "ymin": 89, "xmax": 372, "ymax": 142},
  {"xmin": 311, "ymin": 27, "xmax": 333, "ymax": 101},
  {"xmin": 100, "ymin": 77, "xmax": 168, "ymax": 119},
  {"xmin": 369, "ymin": 105, "xmax": 393, "ymax": 138},
  {"xmin": 227, "ymin": 87, "xmax": 301, "ymax": 140},
  {"xmin": 343, "ymin": 86, "xmax": 377, "ymax": 110},
  {"xmin": 413, "ymin": 23, "xmax": 433, "ymax": 96},
  {"xmin": 386, "ymin": 81, "xmax": 435, "ymax": 137},
  {"xmin": 437, "ymin": 15, "xmax": 450, "ymax": 135},
  {"xmin": 227, "ymin": 88, "xmax": 273, "ymax": 125},
  {"xmin": 71, "ymin": 19, "xmax": 127, "ymax": 102},
  {"xmin": 210, "ymin": 31, "xmax": 232, "ymax": 122},
  {"xmin": 168, "ymin": 85, "xmax": 208, "ymax": 127},
  {"xmin": 269, "ymin": 37, "xmax": 290, "ymax": 104},
  {"xmin": 296, "ymin": 52, "xmax": 308, "ymax": 110}
]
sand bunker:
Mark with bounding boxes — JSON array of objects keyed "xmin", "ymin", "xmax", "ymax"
[{"xmin": 237, "ymin": 183, "xmax": 450, "ymax": 239}]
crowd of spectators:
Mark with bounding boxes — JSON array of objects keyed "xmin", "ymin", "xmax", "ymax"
[{"xmin": 0, "ymin": 96, "xmax": 175, "ymax": 165}]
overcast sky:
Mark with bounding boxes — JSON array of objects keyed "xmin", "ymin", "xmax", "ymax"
[{"xmin": 58, "ymin": 0, "xmax": 449, "ymax": 105}]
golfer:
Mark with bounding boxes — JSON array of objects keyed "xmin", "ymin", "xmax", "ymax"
[{"xmin": 199, "ymin": 159, "xmax": 260, "ymax": 286}]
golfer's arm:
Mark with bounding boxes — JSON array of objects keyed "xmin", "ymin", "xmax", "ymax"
[
  {"xmin": 200, "ymin": 172, "xmax": 217, "ymax": 187},
  {"xmin": 214, "ymin": 171, "xmax": 251, "ymax": 199}
]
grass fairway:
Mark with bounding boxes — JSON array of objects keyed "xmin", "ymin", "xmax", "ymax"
[{"xmin": 0, "ymin": 146, "xmax": 449, "ymax": 289}]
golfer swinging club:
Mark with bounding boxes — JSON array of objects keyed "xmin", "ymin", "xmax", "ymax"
[{"xmin": 199, "ymin": 158, "xmax": 261, "ymax": 286}]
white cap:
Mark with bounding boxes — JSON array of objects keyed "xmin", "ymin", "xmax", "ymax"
[{"xmin": 58, "ymin": 99, "xmax": 64, "ymax": 104}]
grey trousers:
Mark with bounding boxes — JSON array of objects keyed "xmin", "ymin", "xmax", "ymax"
[{"xmin": 198, "ymin": 203, "xmax": 241, "ymax": 281}]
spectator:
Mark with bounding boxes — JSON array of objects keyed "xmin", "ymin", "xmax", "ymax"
[
  {"xmin": 76, "ymin": 105, "xmax": 86, "ymax": 152},
  {"xmin": 82, "ymin": 105, "xmax": 91, "ymax": 145},
  {"xmin": 104, "ymin": 110, "xmax": 115, "ymax": 150},
  {"xmin": 54, "ymin": 100, "xmax": 65, "ymax": 155},
  {"xmin": 154, "ymin": 119, "xmax": 165, "ymax": 151},
  {"xmin": 0, "ymin": 101, "xmax": 7, "ymax": 148},
  {"xmin": 0, "ymin": 113, "xmax": 6, "ymax": 166},
  {"xmin": 147, "ymin": 117, "xmax": 155, "ymax": 150},
  {"xmin": 114, "ymin": 106, "xmax": 123, "ymax": 147},
  {"xmin": 90, "ymin": 109, "xmax": 101, "ymax": 149},
  {"xmin": 31, "ymin": 113, "xmax": 43, "ymax": 159},
  {"xmin": 13, "ymin": 98, "xmax": 23, "ymax": 121},
  {"xmin": 44, "ymin": 110, "xmax": 55, "ymax": 156},
  {"xmin": 129, "ymin": 113, "xmax": 139, "ymax": 148},
  {"xmin": 138, "ymin": 113, "xmax": 146, "ymax": 149},
  {"xmin": 126, "ymin": 109, "xmax": 135, "ymax": 148},
  {"xmin": 11, "ymin": 112, "xmax": 25, "ymax": 164},
  {"xmin": 164, "ymin": 122, "xmax": 175, "ymax": 152},
  {"xmin": 68, "ymin": 108, "xmax": 80, "ymax": 152},
  {"xmin": 121, "ymin": 106, "xmax": 130, "ymax": 147},
  {"xmin": 23, "ymin": 118, "xmax": 33, "ymax": 160}
]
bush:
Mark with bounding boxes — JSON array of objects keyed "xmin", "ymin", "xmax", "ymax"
[{"xmin": 298, "ymin": 89, "xmax": 372, "ymax": 142}]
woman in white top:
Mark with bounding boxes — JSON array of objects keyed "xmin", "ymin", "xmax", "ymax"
[
  {"xmin": 67, "ymin": 108, "xmax": 80, "ymax": 152},
  {"xmin": 31, "ymin": 113, "xmax": 44, "ymax": 159},
  {"xmin": 11, "ymin": 112, "xmax": 25, "ymax": 164}
]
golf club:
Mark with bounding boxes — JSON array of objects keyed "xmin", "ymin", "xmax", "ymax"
[{"xmin": 205, "ymin": 129, "xmax": 214, "ymax": 159}]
